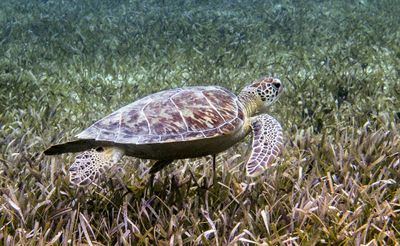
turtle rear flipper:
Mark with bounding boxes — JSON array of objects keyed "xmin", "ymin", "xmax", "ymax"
[
  {"xmin": 246, "ymin": 114, "xmax": 283, "ymax": 177},
  {"xmin": 44, "ymin": 139, "xmax": 98, "ymax": 155},
  {"xmin": 69, "ymin": 147, "xmax": 124, "ymax": 186}
]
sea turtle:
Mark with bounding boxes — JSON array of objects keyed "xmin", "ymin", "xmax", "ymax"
[{"xmin": 44, "ymin": 76, "xmax": 284, "ymax": 186}]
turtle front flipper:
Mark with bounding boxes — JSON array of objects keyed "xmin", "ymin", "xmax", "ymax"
[
  {"xmin": 69, "ymin": 147, "xmax": 124, "ymax": 186},
  {"xmin": 246, "ymin": 114, "xmax": 283, "ymax": 177}
]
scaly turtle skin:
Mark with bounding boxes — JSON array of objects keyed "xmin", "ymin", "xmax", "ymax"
[{"xmin": 44, "ymin": 77, "xmax": 283, "ymax": 186}]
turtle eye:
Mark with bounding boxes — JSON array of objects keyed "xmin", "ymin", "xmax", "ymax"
[
  {"xmin": 272, "ymin": 81, "xmax": 281, "ymax": 90},
  {"xmin": 95, "ymin": 147, "xmax": 104, "ymax": 152}
]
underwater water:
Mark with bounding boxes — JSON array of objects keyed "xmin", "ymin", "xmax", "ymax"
[{"xmin": 0, "ymin": 0, "xmax": 399, "ymax": 244}]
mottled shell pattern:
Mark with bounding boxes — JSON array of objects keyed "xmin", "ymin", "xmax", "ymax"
[{"xmin": 77, "ymin": 87, "xmax": 245, "ymax": 144}]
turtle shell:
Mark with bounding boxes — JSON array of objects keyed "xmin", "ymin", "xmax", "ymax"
[{"xmin": 77, "ymin": 86, "xmax": 245, "ymax": 145}]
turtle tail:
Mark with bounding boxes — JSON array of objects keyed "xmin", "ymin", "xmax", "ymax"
[
  {"xmin": 69, "ymin": 147, "xmax": 124, "ymax": 186},
  {"xmin": 43, "ymin": 139, "xmax": 98, "ymax": 155}
]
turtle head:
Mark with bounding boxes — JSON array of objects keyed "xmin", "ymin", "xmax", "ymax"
[{"xmin": 239, "ymin": 77, "xmax": 283, "ymax": 115}]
